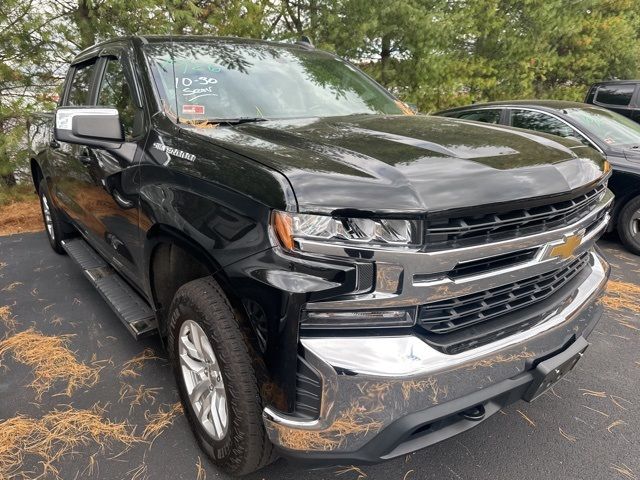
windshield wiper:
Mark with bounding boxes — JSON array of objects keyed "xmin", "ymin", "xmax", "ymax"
[{"xmin": 208, "ymin": 117, "xmax": 268, "ymax": 125}]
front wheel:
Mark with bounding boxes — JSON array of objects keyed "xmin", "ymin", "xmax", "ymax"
[
  {"xmin": 618, "ymin": 194, "xmax": 640, "ymax": 256},
  {"xmin": 167, "ymin": 277, "xmax": 275, "ymax": 475},
  {"xmin": 38, "ymin": 181, "xmax": 74, "ymax": 254}
]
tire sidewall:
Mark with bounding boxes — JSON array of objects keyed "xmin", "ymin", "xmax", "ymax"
[
  {"xmin": 618, "ymin": 195, "xmax": 640, "ymax": 255},
  {"xmin": 168, "ymin": 301, "xmax": 239, "ymax": 465}
]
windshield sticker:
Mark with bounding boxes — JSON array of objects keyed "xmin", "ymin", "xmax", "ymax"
[
  {"xmin": 152, "ymin": 142, "xmax": 196, "ymax": 163},
  {"xmin": 182, "ymin": 104, "xmax": 205, "ymax": 115}
]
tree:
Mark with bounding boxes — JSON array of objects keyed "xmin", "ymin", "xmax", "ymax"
[{"xmin": 1, "ymin": 0, "xmax": 640, "ymax": 189}]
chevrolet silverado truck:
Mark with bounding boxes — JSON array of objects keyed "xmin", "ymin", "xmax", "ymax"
[{"xmin": 29, "ymin": 36, "xmax": 613, "ymax": 475}]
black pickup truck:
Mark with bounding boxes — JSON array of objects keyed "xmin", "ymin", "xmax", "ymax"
[{"xmin": 29, "ymin": 36, "xmax": 612, "ymax": 475}]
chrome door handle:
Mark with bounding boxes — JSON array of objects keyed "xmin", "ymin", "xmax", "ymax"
[{"xmin": 113, "ymin": 189, "xmax": 134, "ymax": 209}]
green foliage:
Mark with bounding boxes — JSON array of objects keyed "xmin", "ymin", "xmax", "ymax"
[
  {"xmin": 1, "ymin": 0, "xmax": 640, "ymax": 183},
  {"xmin": 0, "ymin": 183, "xmax": 37, "ymax": 206}
]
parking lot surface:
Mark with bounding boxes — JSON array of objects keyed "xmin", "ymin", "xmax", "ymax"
[{"xmin": 0, "ymin": 231, "xmax": 638, "ymax": 480}]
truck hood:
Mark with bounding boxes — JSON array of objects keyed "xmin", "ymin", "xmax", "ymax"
[{"xmin": 192, "ymin": 114, "xmax": 605, "ymax": 214}]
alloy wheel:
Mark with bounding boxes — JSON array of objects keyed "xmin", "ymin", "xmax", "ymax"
[
  {"xmin": 178, "ymin": 319, "xmax": 228, "ymax": 440},
  {"xmin": 631, "ymin": 209, "xmax": 640, "ymax": 237},
  {"xmin": 41, "ymin": 193, "xmax": 55, "ymax": 241}
]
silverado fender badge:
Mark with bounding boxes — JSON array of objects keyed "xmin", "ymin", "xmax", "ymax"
[
  {"xmin": 152, "ymin": 142, "xmax": 196, "ymax": 164},
  {"xmin": 547, "ymin": 231, "xmax": 585, "ymax": 260}
]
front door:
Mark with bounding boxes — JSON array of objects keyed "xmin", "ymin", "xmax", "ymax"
[
  {"xmin": 76, "ymin": 53, "xmax": 147, "ymax": 287},
  {"xmin": 52, "ymin": 59, "xmax": 100, "ymax": 226}
]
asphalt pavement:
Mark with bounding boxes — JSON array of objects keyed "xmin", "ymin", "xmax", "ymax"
[{"xmin": 0, "ymin": 231, "xmax": 638, "ymax": 480}]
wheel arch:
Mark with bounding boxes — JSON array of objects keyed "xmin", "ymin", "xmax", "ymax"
[
  {"xmin": 609, "ymin": 169, "xmax": 640, "ymax": 226},
  {"xmin": 31, "ymin": 158, "xmax": 43, "ymax": 192},
  {"xmin": 144, "ymin": 223, "xmax": 246, "ymax": 337}
]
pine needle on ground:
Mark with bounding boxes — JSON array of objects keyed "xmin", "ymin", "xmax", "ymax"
[
  {"xmin": 0, "ymin": 328, "xmax": 100, "ymax": 399},
  {"xmin": 119, "ymin": 383, "xmax": 162, "ymax": 413},
  {"xmin": 2, "ymin": 282, "xmax": 23, "ymax": 292},
  {"xmin": 196, "ymin": 456, "xmax": 206, "ymax": 480},
  {"xmin": 142, "ymin": 402, "xmax": 183, "ymax": 442},
  {"xmin": 516, "ymin": 410, "xmax": 536, "ymax": 428},
  {"xmin": 602, "ymin": 280, "xmax": 640, "ymax": 313},
  {"xmin": 0, "ymin": 405, "xmax": 140, "ymax": 480},
  {"xmin": 119, "ymin": 348, "xmax": 162, "ymax": 378},
  {"xmin": 335, "ymin": 465, "xmax": 367, "ymax": 478},
  {"xmin": 611, "ymin": 463, "xmax": 637, "ymax": 480},
  {"xmin": 0, "ymin": 305, "xmax": 17, "ymax": 330},
  {"xmin": 558, "ymin": 427, "xmax": 576, "ymax": 442},
  {"xmin": 0, "ymin": 199, "xmax": 43, "ymax": 236}
]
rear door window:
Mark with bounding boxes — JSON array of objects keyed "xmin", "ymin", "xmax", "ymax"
[
  {"xmin": 595, "ymin": 84, "xmax": 636, "ymax": 106},
  {"xmin": 66, "ymin": 61, "xmax": 97, "ymax": 106},
  {"xmin": 511, "ymin": 110, "xmax": 576, "ymax": 137},
  {"xmin": 456, "ymin": 109, "xmax": 502, "ymax": 124}
]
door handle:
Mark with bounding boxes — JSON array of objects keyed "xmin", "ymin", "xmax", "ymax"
[
  {"xmin": 113, "ymin": 189, "xmax": 134, "ymax": 209},
  {"xmin": 79, "ymin": 148, "xmax": 93, "ymax": 165}
]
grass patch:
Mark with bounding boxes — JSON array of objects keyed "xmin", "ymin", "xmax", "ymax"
[
  {"xmin": 0, "ymin": 184, "xmax": 36, "ymax": 207},
  {"xmin": 0, "ymin": 328, "xmax": 100, "ymax": 399}
]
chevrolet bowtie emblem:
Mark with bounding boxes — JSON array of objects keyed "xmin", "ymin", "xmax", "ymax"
[{"xmin": 549, "ymin": 232, "xmax": 584, "ymax": 260}]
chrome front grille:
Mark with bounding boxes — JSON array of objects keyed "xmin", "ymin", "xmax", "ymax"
[
  {"xmin": 299, "ymin": 181, "xmax": 612, "ymax": 354},
  {"xmin": 446, "ymin": 248, "xmax": 538, "ymax": 280},
  {"xmin": 424, "ymin": 183, "xmax": 606, "ymax": 250},
  {"xmin": 418, "ymin": 253, "xmax": 591, "ymax": 335}
]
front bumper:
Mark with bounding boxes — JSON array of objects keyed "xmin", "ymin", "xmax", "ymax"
[{"xmin": 263, "ymin": 249, "xmax": 609, "ymax": 462}]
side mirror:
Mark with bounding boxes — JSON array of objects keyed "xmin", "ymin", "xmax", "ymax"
[{"xmin": 54, "ymin": 106, "xmax": 124, "ymax": 148}]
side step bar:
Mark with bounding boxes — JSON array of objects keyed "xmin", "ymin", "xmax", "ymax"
[{"xmin": 62, "ymin": 238, "xmax": 157, "ymax": 339}]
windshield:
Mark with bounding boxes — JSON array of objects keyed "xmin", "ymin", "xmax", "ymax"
[
  {"xmin": 564, "ymin": 107, "xmax": 640, "ymax": 148},
  {"xmin": 144, "ymin": 40, "xmax": 406, "ymax": 121}
]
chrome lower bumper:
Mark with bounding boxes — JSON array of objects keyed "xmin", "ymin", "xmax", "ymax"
[{"xmin": 263, "ymin": 249, "xmax": 609, "ymax": 455}]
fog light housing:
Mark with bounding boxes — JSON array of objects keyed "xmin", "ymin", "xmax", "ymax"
[{"xmin": 301, "ymin": 308, "xmax": 415, "ymax": 329}]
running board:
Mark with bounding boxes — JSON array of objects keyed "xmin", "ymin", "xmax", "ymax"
[{"xmin": 61, "ymin": 238, "xmax": 157, "ymax": 339}]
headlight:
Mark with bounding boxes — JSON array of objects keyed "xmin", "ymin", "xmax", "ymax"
[{"xmin": 272, "ymin": 211, "xmax": 420, "ymax": 250}]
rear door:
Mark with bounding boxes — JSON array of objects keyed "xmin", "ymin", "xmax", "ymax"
[
  {"xmin": 76, "ymin": 50, "xmax": 147, "ymax": 287},
  {"xmin": 591, "ymin": 83, "xmax": 638, "ymax": 120}
]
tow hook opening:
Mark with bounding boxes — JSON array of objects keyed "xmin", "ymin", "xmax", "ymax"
[{"xmin": 459, "ymin": 404, "xmax": 486, "ymax": 422}]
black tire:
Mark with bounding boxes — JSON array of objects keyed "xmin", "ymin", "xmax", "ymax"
[
  {"xmin": 38, "ymin": 180, "xmax": 74, "ymax": 254},
  {"xmin": 167, "ymin": 277, "xmax": 276, "ymax": 476},
  {"xmin": 617, "ymin": 194, "xmax": 640, "ymax": 256}
]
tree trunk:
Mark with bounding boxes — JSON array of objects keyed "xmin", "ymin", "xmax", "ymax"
[
  {"xmin": 380, "ymin": 35, "xmax": 392, "ymax": 86},
  {"xmin": 75, "ymin": 0, "xmax": 96, "ymax": 48}
]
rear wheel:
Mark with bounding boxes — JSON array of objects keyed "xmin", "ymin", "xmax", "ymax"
[
  {"xmin": 38, "ymin": 181, "xmax": 74, "ymax": 254},
  {"xmin": 618, "ymin": 194, "xmax": 640, "ymax": 256},
  {"xmin": 167, "ymin": 277, "xmax": 275, "ymax": 475}
]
